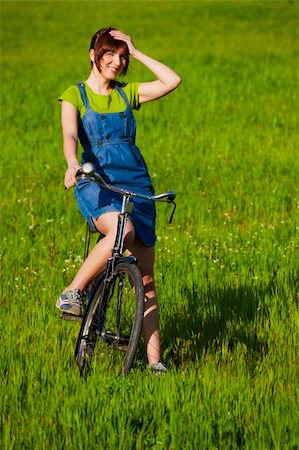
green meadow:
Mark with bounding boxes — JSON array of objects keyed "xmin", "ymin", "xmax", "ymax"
[{"xmin": 1, "ymin": 1, "xmax": 298, "ymax": 448}]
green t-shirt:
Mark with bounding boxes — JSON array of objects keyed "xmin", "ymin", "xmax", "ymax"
[{"xmin": 59, "ymin": 81, "xmax": 141, "ymax": 118}]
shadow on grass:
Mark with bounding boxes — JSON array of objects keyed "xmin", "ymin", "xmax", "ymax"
[{"xmin": 162, "ymin": 282, "xmax": 271, "ymax": 368}]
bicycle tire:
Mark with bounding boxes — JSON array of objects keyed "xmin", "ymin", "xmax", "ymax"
[{"xmin": 75, "ymin": 261, "xmax": 144, "ymax": 375}]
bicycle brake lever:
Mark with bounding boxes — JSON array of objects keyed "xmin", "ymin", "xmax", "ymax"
[{"xmin": 169, "ymin": 201, "xmax": 177, "ymax": 224}]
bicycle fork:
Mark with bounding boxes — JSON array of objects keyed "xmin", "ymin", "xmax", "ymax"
[{"xmin": 113, "ymin": 194, "xmax": 134, "ymax": 258}]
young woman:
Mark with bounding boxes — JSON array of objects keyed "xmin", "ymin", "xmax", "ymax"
[{"xmin": 57, "ymin": 27, "xmax": 180, "ymax": 373}]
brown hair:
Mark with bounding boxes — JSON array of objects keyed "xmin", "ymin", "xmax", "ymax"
[{"xmin": 89, "ymin": 27, "xmax": 130, "ymax": 75}]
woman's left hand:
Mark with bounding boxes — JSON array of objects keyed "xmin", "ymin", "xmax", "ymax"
[
  {"xmin": 110, "ymin": 29, "xmax": 181, "ymax": 104},
  {"xmin": 109, "ymin": 30, "xmax": 136, "ymax": 56}
]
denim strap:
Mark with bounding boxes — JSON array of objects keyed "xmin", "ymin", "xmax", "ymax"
[
  {"xmin": 114, "ymin": 84, "xmax": 131, "ymax": 109},
  {"xmin": 76, "ymin": 82, "xmax": 91, "ymax": 110}
]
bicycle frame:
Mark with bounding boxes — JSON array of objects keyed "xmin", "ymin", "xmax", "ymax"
[
  {"xmin": 103, "ymin": 193, "xmax": 137, "ymax": 284},
  {"xmin": 77, "ymin": 162, "xmax": 176, "ymax": 280}
]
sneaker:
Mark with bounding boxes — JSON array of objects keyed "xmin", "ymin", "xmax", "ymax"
[
  {"xmin": 56, "ymin": 289, "xmax": 84, "ymax": 316},
  {"xmin": 150, "ymin": 360, "xmax": 168, "ymax": 375}
]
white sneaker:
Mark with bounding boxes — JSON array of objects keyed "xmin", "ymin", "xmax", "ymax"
[
  {"xmin": 150, "ymin": 361, "xmax": 168, "ymax": 375},
  {"xmin": 56, "ymin": 289, "xmax": 83, "ymax": 316}
]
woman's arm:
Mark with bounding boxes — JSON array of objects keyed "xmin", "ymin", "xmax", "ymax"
[
  {"xmin": 132, "ymin": 49, "xmax": 181, "ymax": 103},
  {"xmin": 109, "ymin": 30, "xmax": 181, "ymax": 104},
  {"xmin": 61, "ymin": 101, "xmax": 81, "ymax": 188}
]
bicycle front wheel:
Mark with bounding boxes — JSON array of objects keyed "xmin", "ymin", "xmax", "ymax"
[{"xmin": 75, "ymin": 261, "xmax": 144, "ymax": 375}]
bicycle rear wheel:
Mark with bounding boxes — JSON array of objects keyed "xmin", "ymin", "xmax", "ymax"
[{"xmin": 75, "ymin": 261, "xmax": 144, "ymax": 375}]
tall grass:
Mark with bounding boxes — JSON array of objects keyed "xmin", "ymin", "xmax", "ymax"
[{"xmin": 1, "ymin": 1, "xmax": 298, "ymax": 449}]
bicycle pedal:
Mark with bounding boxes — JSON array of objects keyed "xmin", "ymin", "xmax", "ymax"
[
  {"xmin": 60, "ymin": 312, "xmax": 82, "ymax": 324},
  {"xmin": 114, "ymin": 345, "xmax": 128, "ymax": 352}
]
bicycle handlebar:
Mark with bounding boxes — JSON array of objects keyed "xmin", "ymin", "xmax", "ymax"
[{"xmin": 76, "ymin": 162, "xmax": 176, "ymax": 204}]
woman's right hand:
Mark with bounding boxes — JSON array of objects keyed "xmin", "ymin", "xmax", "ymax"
[{"xmin": 64, "ymin": 163, "xmax": 81, "ymax": 188}]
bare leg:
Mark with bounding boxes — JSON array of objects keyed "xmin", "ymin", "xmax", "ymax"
[
  {"xmin": 126, "ymin": 239, "xmax": 161, "ymax": 366},
  {"xmin": 66, "ymin": 212, "xmax": 135, "ymax": 292}
]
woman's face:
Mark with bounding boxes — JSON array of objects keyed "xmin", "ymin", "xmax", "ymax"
[{"xmin": 98, "ymin": 49, "xmax": 127, "ymax": 79}]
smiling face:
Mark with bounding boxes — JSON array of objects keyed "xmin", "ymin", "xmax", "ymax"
[
  {"xmin": 89, "ymin": 27, "xmax": 129, "ymax": 79},
  {"xmin": 98, "ymin": 49, "xmax": 127, "ymax": 80}
]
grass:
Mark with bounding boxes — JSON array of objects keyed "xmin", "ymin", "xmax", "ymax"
[{"xmin": 1, "ymin": 1, "xmax": 299, "ymax": 448}]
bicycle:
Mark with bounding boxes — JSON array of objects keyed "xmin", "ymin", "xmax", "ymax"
[{"xmin": 63, "ymin": 162, "xmax": 176, "ymax": 375}]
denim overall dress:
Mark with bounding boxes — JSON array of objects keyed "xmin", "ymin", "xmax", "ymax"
[{"xmin": 74, "ymin": 82, "xmax": 156, "ymax": 247}]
